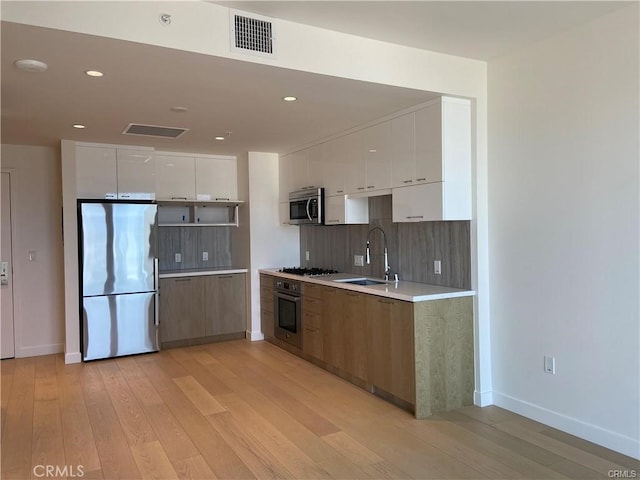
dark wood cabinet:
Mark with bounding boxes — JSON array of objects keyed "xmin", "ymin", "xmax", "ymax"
[
  {"xmin": 160, "ymin": 273, "xmax": 246, "ymax": 348},
  {"xmin": 159, "ymin": 277, "xmax": 205, "ymax": 343},
  {"xmin": 205, "ymin": 274, "xmax": 246, "ymax": 336}
]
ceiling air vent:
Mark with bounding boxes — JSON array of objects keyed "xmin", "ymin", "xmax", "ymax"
[
  {"xmin": 230, "ymin": 9, "xmax": 276, "ymax": 58},
  {"xmin": 122, "ymin": 123, "xmax": 188, "ymax": 139}
]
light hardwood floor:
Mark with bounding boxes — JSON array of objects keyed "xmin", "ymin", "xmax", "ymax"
[{"xmin": 1, "ymin": 340, "xmax": 638, "ymax": 479}]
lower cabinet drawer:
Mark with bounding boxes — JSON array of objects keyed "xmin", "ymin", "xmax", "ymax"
[{"xmin": 303, "ymin": 327, "xmax": 323, "ymax": 360}]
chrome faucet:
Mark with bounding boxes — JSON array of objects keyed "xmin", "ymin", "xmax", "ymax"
[{"xmin": 366, "ymin": 226, "xmax": 391, "ymax": 281}]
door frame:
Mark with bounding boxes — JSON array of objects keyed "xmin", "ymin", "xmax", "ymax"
[{"xmin": 1, "ymin": 168, "xmax": 22, "ymax": 358}]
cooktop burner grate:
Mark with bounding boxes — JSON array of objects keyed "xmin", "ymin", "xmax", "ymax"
[{"xmin": 279, "ymin": 267, "xmax": 338, "ymax": 276}]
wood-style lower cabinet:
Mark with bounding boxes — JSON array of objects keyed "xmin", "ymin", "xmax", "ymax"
[
  {"xmin": 302, "ymin": 283, "xmax": 324, "ymax": 360},
  {"xmin": 160, "ymin": 273, "xmax": 246, "ymax": 347},
  {"xmin": 159, "ymin": 277, "xmax": 205, "ymax": 343},
  {"xmin": 205, "ymin": 274, "xmax": 246, "ymax": 336},
  {"xmin": 341, "ymin": 290, "xmax": 368, "ymax": 382},
  {"xmin": 322, "ymin": 287, "xmax": 343, "ymax": 369},
  {"xmin": 365, "ymin": 295, "xmax": 415, "ymax": 405},
  {"xmin": 260, "ymin": 274, "xmax": 275, "ymax": 340}
]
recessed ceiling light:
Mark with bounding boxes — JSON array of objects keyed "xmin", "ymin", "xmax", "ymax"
[
  {"xmin": 215, "ymin": 136, "xmax": 225, "ymax": 141},
  {"xmin": 283, "ymin": 96, "xmax": 297, "ymax": 102},
  {"xmin": 170, "ymin": 106, "xmax": 188, "ymax": 113},
  {"xmin": 73, "ymin": 124, "xmax": 86, "ymax": 129},
  {"xmin": 14, "ymin": 59, "xmax": 48, "ymax": 73},
  {"xmin": 85, "ymin": 70, "xmax": 103, "ymax": 77}
]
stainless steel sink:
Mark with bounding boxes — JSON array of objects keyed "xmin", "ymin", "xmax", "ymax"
[{"xmin": 334, "ymin": 278, "xmax": 387, "ymax": 286}]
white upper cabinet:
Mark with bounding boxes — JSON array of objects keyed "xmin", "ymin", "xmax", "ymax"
[
  {"xmin": 362, "ymin": 122, "xmax": 392, "ymax": 192},
  {"xmin": 324, "ymin": 195, "xmax": 368, "ymax": 225},
  {"xmin": 76, "ymin": 145, "xmax": 118, "ymax": 199},
  {"xmin": 343, "ymin": 131, "xmax": 366, "ymax": 194},
  {"xmin": 306, "ymin": 144, "xmax": 325, "ymax": 191},
  {"xmin": 116, "ymin": 149, "xmax": 156, "ymax": 200},
  {"xmin": 195, "ymin": 155, "xmax": 237, "ymax": 201},
  {"xmin": 392, "ymin": 97, "xmax": 472, "ymax": 222},
  {"xmin": 323, "ymin": 138, "xmax": 346, "ymax": 196},
  {"xmin": 155, "ymin": 153, "xmax": 196, "ymax": 201},
  {"xmin": 76, "ymin": 144, "xmax": 155, "ymax": 200},
  {"xmin": 391, "ymin": 112, "xmax": 416, "ymax": 188}
]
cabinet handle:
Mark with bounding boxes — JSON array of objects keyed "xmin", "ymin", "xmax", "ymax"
[
  {"xmin": 357, "ymin": 187, "xmax": 365, "ymax": 190},
  {"xmin": 403, "ymin": 180, "xmax": 413, "ymax": 184},
  {"xmin": 346, "ymin": 292, "xmax": 359, "ymax": 297},
  {"xmin": 171, "ymin": 196, "xmax": 188, "ymax": 200},
  {"xmin": 215, "ymin": 197, "xmax": 230, "ymax": 201},
  {"xmin": 218, "ymin": 275, "xmax": 232, "ymax": 279},
  {"xmin": 406, "ymin": 215, "xmax": 424, "ymax": 219},
  {"xmin": 120, "ymin": 194, "xmax": 131, "ymax": 198},
  {"xmin": 175, "ymin": 278, "xmax": 192, "ymax": 282},
  {"xmin": 377, "ymin": 299, "xmax": 394, "ymax": 304},
  {"xmin": 326, "ymin": 219, "xmax": 339, "ymax": 223},
  {"xmin": 367, "ymin": 186, "xmax": 375, "ymax": 189},
  {"xmin": 416, "ymin": 178, "xmax": 426, "ymax": 181},
  {"xmin": 336, "ymin": 190, "xmax": 344, "ymax": 194}
]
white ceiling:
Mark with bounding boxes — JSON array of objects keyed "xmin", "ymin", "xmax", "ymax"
[{"xmin": 1, "ymin": 2, "xmax": 630, "ymax": 157}]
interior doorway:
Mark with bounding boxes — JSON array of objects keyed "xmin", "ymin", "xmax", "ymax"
[{"xmin": 1, "ymin": 171, "xmax": 15, "ymax": 359}]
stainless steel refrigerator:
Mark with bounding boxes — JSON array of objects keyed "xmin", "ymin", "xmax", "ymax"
[{"xmin": 79, "ymin": 201, "xmax": 159, "ymax": 361}]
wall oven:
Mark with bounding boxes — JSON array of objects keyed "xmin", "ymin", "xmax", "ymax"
[
  {"xmin": 289, "ymin": 188, "xmax": 324, "ymax": 225},
  {"xmin": 273, "ymin": 278, "xmax": 303, "ymax": 349}
]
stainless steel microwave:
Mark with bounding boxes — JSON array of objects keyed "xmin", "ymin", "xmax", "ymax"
[{"xmin": 289, "ymin": 188, "xmax": 324, "ymax": 225}]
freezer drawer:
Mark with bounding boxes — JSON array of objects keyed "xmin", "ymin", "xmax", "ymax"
[{"xmin": 82, "ymin": 292, "xmax": 158, "ymax": 361}]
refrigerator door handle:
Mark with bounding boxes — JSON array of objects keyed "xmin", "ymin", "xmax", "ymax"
[
  {"xmin": 154, "ymin": 292, "xmax": 160, "ymax": 327},
  {"xmin": 154, "ymin": 257, "xmax": 160, "ymax": 327}
]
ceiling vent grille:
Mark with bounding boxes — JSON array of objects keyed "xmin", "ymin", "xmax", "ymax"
[
  {"xmin": 122, "ymin": 123, "xmax": 188, "ymax": 139},
  {"xmin": 230, "ymin": 9, "xmax": 276, "ymax": 58}
]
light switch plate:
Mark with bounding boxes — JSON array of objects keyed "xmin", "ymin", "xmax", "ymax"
[
  {"xmin": 202, "ymin": 252, "xmax": 209, "ymax": 261},
  {"xmin": 175, "ymin": 253, "xmax": 182, "ymax": 263},
  {"xmin": 354, "ymin": 255, "xmax": 364, "ymax": 267},
  {"xmin": 434, "ymin": 260, "xmax": 442, "ymax": 275}
]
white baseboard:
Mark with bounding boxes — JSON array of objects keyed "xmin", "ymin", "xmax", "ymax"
[
  {"xmin": 474, "ymin": 390, "xmax": 494, "ymax": 407},
  {"xmin": 64, "ymin": 351, "xmax": 82, "ymax": 364},
  {"xmin": 247, "ymin": 330, "xmax": 265, "ymax": 341},
  {"xmin": 16, "ymin": 343, "xmax": 64, "ymax": 358},
  {"xmin": 493, "ymin": 391, "xmax": 640, "ymax": 460}
]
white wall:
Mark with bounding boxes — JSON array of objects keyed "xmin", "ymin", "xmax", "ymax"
[
  {"xmin": 488, "ymin": 5, "xmax": 639, "ymax": 458},
  {"xmin": 1, "ymin": 145, "xmax": 65, "ymax": 357},
  {"xmin": 247, "ymin": 153, "xmax": 299, "ymax": 340}
]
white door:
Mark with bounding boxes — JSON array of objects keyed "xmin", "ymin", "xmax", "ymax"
[{"xmin": 1, "ymin": 172, "xmax": 15, "ymax": 358}]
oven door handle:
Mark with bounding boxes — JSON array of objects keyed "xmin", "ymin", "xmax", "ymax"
[
  {"xmin": 275, "ymin": 292, "xmax": 301, "ymax": 303},
  {"xmin": 305, "ymin": 198, "xmax": 312, "ymax": 221}
]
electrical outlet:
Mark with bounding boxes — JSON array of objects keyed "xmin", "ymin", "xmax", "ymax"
[
  {"xmin": 175, "ymin": 253, "xmax": 182, "ymax": 263},
  {"xmin": 434, "ymin": 260, "xmax": 442, "ymax": 275},
  {"xmin": 305, "ymin": 251, "xmax": 310, "ymax": 261},
  {"xmin": 544, "ymin": 356, "xmax": 556, "ymax": 374},
  {"xmin": 354, "ymin": 255, "xmax": 364, "ymax": 267},
  {"xmin": 28, "ymin": 250, "xmax": 36, "ymax": 262},
  {"xmin": 202, "ymin": 251, "xmax": 209, "ymax": 261}
]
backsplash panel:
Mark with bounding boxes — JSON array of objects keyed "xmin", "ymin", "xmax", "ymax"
[
  {"xmin": 159, "ymin": 226, "xmax": 232, "ymax": 271},
  {"xmin": 300, "ymin": 195, "xmax": 470, "ymax": 289}
]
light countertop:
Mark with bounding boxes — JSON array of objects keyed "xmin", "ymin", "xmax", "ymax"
[
  {"xmin": 160, "ymin": 267, "xmax": 248, "ymax": 279},
  {"xmin": 260, "ymin": 268, "xmax": 475, "ymax": 303}
]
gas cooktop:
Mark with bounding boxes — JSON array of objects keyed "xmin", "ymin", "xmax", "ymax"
[{"xmin": 279, "ymin": 267, "xmax": 339, "ymax": 276}]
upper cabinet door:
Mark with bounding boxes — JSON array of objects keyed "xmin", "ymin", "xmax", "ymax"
[
  {"xmin": 76, "ymin": 145, "xmax": 118, "ymax": 199},
  {"xmin": 195, "ymin": 156, "xmax": 237, "ymax": 201},
  {"xmin": 414, "ymin": 103, "xmax": 443, "ymax": 184},
  {"xmin": 116, "ymin": 149, "xmax": 156, "ymax": 200},
  {"xmin": 363, "ymin": 122, "xmax": 392, "ymax": 192},
  {"xmin": 155, "ymin": 154, "xmax": 196, "ymax": 201},
  {"xmin": 343, "ymin": 132, "xmax": 366, "ymax": 194},
  {"xmin": 391, "ymin": 113, "xmax": 415, "ymax": 188},
  {"xmin": 323, "ymin": 138, "xmax": 346, "ymax": 196},
  {"xmin": 306, "ymin": 144, "xmax": 325, "ymax": 191}
]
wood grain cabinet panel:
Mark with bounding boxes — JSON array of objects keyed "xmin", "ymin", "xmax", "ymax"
[
  {"xmin": 322, "ymin": 288, "xmax": 344, "ymax": 370},
  {"xmin": 205, "ymin": 274, "xmax": 246, "ymax": 336},
  {"xmin": 340, "ymin": 291, "xmax": 368, "ymax": 382},
  {"xmin": 260, "ymin": 274, "xmax": 274, "ymax": 340},
  {"xmin": 365, "ymin": 295, "xmax": 415, "ymax": 405},
  {"xmin": 159, "ymin": 277, "xmax": 205, "ymax": 343}
]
